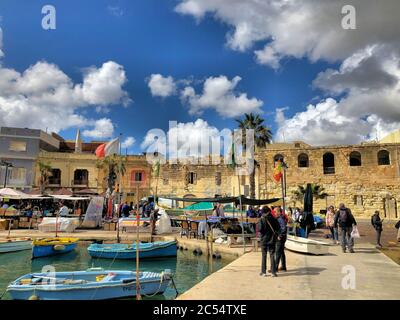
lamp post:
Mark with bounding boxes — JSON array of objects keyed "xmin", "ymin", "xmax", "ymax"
[{"xmin": 1, "ymin": 161, "xmax": 13, "ymax": 188}]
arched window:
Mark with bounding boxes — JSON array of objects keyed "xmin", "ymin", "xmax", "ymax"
[
  {"xmin": 298, "ymin": 153, "xmax": 309, "ymax": 168},
  {"xmin": 323, "ymin": 152, "xmax": 335, "ymax": 174},
  {"xmin": 349, "ymin": 151, "xmax": 362, "ymax": 166},
  {"xmin": 73, "ymin": 169, "xmax": 88, "ymax": 186},
  {"xmin": 378, "ymin": 150, "xmax": 390, "ymax": 165},
  {"xmin": 273, "ymin": 154, "xmax": 284, "ymax": 167}
]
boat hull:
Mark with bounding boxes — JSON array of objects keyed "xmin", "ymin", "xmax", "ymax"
[
  {"xmin": 285, "ymin": 235, "xmax": 329, "ymax": 255},
  {"xmin": 88, "ymin": 241, "xmax": 177, "ymax": 259},
  {"xmin": 0, "ymin": 240, "xmax": 32, "ymax": 253},
  {"xmin": 32, "ymin": 238, "xmax": 79, "ymax": 259},
  {"xmin": 7, "ymin": 270, "xmax": 172, "ymax": 300}
]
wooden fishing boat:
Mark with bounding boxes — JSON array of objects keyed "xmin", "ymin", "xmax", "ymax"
[
  {"xmin": 285, "ymin": 235, "xmax": 330, "ymax": 255},
  {"xmin": 87, "ymin": 240, "xmax": 177, "ymax": 259},
  {"xmin": 6, "ymin": 268, "xmax": 173, "ymax": 300},
  {"xmin": 32, "ymin": 238, "xmax": 79, "ymax": 259},
  {"xmin": 0, "ymin": 238, "xmax": 32, "ymax": 253}
]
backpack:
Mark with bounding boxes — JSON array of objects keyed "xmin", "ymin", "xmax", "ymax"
[{"xmin": 339, "ymin": 209, "xmax": 348, "ymax": 223}]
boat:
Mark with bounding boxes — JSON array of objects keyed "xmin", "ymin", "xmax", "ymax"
[
  {"xmin": 87, "ymin": 240, "xmax": 177, "ymax": 259},
  {"xmin": 6, "ymin": 268, "xmax": 173, "ymax": 300},
  {"xmin": 0, "ymin": 238, "xmax": 32, "ymax": 253},
  {"xmin": 32, "ymin": 238, "xmax": 79, "ymax": 259},
  {"xmin": 285, "ymin": 235, "xmax": 330, "ymax": 255}
]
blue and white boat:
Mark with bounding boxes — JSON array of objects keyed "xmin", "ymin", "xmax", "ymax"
[
  {"xmin": 6, "ymin": 268, "xmax": 173, "ymax": 300},
  {"xmin": 87, "ymin": 240, "xmax": 177, "ymax": 259},
  {"xmin": 32, "ymin": 238, "xmax": 79, "ymax": 259}
]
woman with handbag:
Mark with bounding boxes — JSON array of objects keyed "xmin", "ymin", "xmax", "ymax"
[{"xmin": 326, "ymin": 205, "xmax": 339, "ymax": 244}]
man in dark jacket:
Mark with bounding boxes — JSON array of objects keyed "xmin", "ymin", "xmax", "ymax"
[
  {"xmin": 371, "ymin": 211, "xmax": 383, "ymax": 248},
  {"xmin": 259, "ymin": 206, "xmax": 280, "ymax": 277},
  {"xmin": 275, "ymin": 207, "xmax": 287, "ymax": 272},
  {"xmin": 334, "ymin": 203, "xmax": 357, "ymax": 253}
]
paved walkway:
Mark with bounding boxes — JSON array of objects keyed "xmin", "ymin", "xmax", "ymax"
[{"xmin": 177, "ymin": 243, "xmax": 400, "ymax": 300}]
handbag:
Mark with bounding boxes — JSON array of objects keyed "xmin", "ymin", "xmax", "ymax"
[{"xmin": 351, "ymin": 226, "xmax": 360, "ymax": 238}]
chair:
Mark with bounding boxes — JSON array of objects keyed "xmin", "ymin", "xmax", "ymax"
[
  {"xmin": 189, "ymin": 221, "xmax": 199, "ymax": 239},
  {"xmin": 180, "ymin": 220, "xmax": 190, "ymax": 238}
]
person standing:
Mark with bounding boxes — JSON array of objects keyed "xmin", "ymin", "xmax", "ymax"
[
  {"xmin": 258, "ymin": 206, "xmax": 280, "ymax": 277},
  {"xmin": 275, "ymin": 207, "xmax": 287, "ymax": 272},
  {"xmin": 326, "ymin": 205, "xmax": 339, "ymax": 244},
  {"xmin": 150, "ymin": 208, "xmax": 159, "ymax": 236},
  {"xmin": 371, "ymin": 211, "xmax": 383, "ymax": 248},
  {"xmin": 334, "ymin": 203, "xmax": 357, "ymax": 253}
]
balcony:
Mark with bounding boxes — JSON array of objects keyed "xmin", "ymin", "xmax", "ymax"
[
  {"xmin": 72, "ymin": 179, "xmax": 89, "ymax": 187},
  {"xmin": 323, "ymin": 167, "xmax": 335, "ymax": 175}
]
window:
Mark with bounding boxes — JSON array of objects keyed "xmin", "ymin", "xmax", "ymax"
[
  {"xmin": 9, "ymin": 140, "xmax": 27, "ymax": 152},
  {"xmin": 162, "ymin": 173, "xmax": 169, "ymax": 185},
  {"xmin": 323, "ymin": 152, "xmax": 335, "ymax": 174},
  {"xmin": 134, "ymin": 172, "xmax": 143, "ymax": 182},
  {"xmin": 10, "ymin": 167, "xmax": 26, "ymax": 182},
  {"xmin": 240, "ymin": 175, "xmax": 246, "ymax": 186},
  {"xmin": 294, "ymin": 143, "xmax": 301, "ymax": 148},
  {"xmin": 298, "ymin": 153, "xmax": 309, "ymax": 168},
  {"xmin": 349, "ymin": 151, "xmax": 362, "ymax": 166},
  {"xmin": 215, "ymin": 172, "xmax": 222, "ymax": 186},
  {"xmin": 73, "ymin": 169, "xmax": 89, "ymax": 185},
  {"xmin": 273, "ymin": 154, "xmax": 284, "ymax": 167},
  {"xmin": 378, "ymin": 150, "xmax": 390, "ymax": 165},
  {"xmin": 354, "ymin": 195, "xmax": 363, "ymax": 206},
  {"xmin": 187, "ymin": 172, "xmax": 197, "ymax": 184},
  {"xmin": 49, "ymin": 169, "xmax": 61, "ymax": 185}
]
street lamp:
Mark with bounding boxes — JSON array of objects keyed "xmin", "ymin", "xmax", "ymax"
[{"xmin": 0, "ymin": 161, "xmax": 13, "ymax": 188}]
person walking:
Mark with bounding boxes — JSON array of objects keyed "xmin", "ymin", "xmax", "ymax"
[
  {"xmin": 371, "ymin": 211, "xmax": 383, "ymax": 248},
  {"xmin": 326, "ymin": 205, "xmax": 339, "ymax": 244},
  {"xmin": 334, "ymin": 203, "xmax": 357, "ymax": 253},
  {"xmin": 275, "ymin": 207, "xmax": 287, "ymax": 272},
  {"xmin": 258, "ymin": 206, "xmax": 280, "ymax": 277}
]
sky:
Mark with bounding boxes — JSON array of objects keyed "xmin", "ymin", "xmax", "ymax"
[{"xmin": 0, "ymin": 0, "xmax": 399, "ymax": 155}]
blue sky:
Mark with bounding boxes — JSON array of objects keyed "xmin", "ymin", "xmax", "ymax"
[{"xmin": 0, "ymin": 1, "xmax": 398, "ymax": 153}]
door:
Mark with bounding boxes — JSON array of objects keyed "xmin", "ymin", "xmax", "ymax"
[{"xmin": 384, "ymin": 197, "xmax": 398, "ymax": 220}]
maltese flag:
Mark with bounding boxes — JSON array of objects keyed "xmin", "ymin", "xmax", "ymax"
[{"xmin": 95, "ymin": 137, "xmax": 119, "ymax": 158}]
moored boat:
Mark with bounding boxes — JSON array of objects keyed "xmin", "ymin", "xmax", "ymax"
[
  {"xmin": 32, "ymin": 238, "xmax": 79, "ymax": 259},
  {"xmin": 285, "ymin": 235, "xmax": 330, "ymax": 255},
  {"xmin": 6, "ymin": 268, "xmax": 173, "ymax": 300},
  {"xmin": 0, "ymin": 238, "xmax": 32, "ymax": 253},
  {"xmin": 87, "ymin": 240, "xmax": 177, "ymax": 259}
]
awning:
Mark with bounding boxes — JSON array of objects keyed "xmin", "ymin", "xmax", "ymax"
[
  {"xmin": 50, "ymin": 195, "xmax": 91, "ymax": 200},
  {"xmin": 163, "ymin": 195, "xmax": 282, "ymax": 206},
  {"xmin": 183, "ymin": 202, "xmax": 214, "ymax": 211}
]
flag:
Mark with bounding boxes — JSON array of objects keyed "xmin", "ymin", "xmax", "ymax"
[
  {"xmin": 273, "ymin": 159, "xmax": 283, "ymax": 183},
  {"xmin": 95, "ymin": 137, "xmax": 119, "ymax": 158}
]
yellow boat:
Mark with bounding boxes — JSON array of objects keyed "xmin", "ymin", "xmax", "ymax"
[{"xmin": 32, "ymin": 238, "xmax": 79, "ymax": 259}]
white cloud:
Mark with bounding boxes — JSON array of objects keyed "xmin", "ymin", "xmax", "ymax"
[
  {"xmin": 121, "ymin": 136, "xmax": 135, "ymax": 149},
  {"xmin": 175, "ymin": 0, "xmax": 400, "ymax": 68},
  {"xmin": 107, "ymin": 6, "xmax": 124, "ymax": 17},
  {"xmin": 141, "ymin": 119, "xmax": 222, "ymax": 159},
  {"xmin": 147, "ymin": 74, "xmax": 176, "ymax": 98},
  {"xmin": 0, "ymin": 60, "xmax": 130, "ymax": 134},
  {"xmin": 180, "ymin": 75, "xmax": 263, "ymax": 118},
  {"xmin": 82, "ymin": 118, "xmax": 114, "ymax": 139},
  {"xmin": 0, "ymin": 28, "xmax": 4, "ymax": 58}
]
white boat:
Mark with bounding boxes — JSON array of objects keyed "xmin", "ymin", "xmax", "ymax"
[
  {"xmin": 285, "ymin": 235, "xmax": 330, "ymax": 255},
  {"xmin": 0, "ymin": 238, "xmax": 32, "ymax": 253}
]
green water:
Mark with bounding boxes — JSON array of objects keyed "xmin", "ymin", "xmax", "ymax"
[{"xmin": 0, "ymin": 242, "xmax": 233, "ymax": 300}]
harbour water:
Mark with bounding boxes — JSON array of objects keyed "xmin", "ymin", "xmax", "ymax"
[{"xmin": 0, "ymin": 242, "xmax": 233, "ymax": 300}]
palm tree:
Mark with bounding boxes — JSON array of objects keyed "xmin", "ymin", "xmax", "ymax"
[
  {"xmin": 37, "ymin": 161, "xmax": 52, "ymax": 194},
  {"xmin": 293, "ymin": 184, "xmax": 328, "ymax": 203},
  {"xmin": 96, "ymin": 154, "xmax": 127, "ymax": 195},
  {"xmin": 235, "ymin": 113, "xmax": 272, "ymax": 198}
]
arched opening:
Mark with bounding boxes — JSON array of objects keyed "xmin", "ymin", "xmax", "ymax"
[
  {"xmin": 323, "ymin": 153, "xmax": 335, "ymax": 174},
  {"xmin": 378, "ymin": 150, "xmax": 390, "ymax": 165},
  {"xmin": 349, "ymin": 151, "xmax": 362, "ymax": 166},
  {"xmin": 298, "ymin": 153, "xmax": 309, "ymax": 168},
  {"xmin": 73, "ymin": 169, "xmax": 88, "ymax": 186},
  {"xmin": 49, "ymin": 168, "xmax": 61, "ymax": 185},
  {"xmin": 273, "ymin": 154, "xmax": 284, "ymax": 167}
]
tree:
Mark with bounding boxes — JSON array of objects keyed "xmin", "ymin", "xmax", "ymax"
[
  {"xmin": 96, "ymin": 154, "xmax": 127, "ymax": 196},
  {"xmin": 235, "ymin": 113, "xmax": 272, "ymax": 198},
  {"xmin": 38, "ymin": 161, "xmax": 52, "ymax": 194},
  {"xmin": 293, "ymin": 184, "xmax": 328, "ymax": 203}
]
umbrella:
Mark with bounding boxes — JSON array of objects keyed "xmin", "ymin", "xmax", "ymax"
[
  {"xmin": 73, "ymin": 188, "xmax": 98, "ymax": 195},
  {"xmin": 51, "ymin": 188, "xmax": 73, "ymax": 196},
  {"xmin": 303, "ymin": 183, "xmax": 313, "ymax": 213},
  {"xmin": 0, "ymin": 187, "xmax": 31, "ymax": 199}
]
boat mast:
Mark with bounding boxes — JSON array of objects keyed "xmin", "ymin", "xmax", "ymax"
[{"xmin": 135, "ymin": 182, "xmax": 141, "ymax": 300}]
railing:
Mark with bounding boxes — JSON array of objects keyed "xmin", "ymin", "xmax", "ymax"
[
  {"xmin": 323, "ymin": 167, "xmax": 335, "ymax": 174},
  {"xmin": 73, "ymin": 179, "xmax": 88, "ymax": 186}
]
